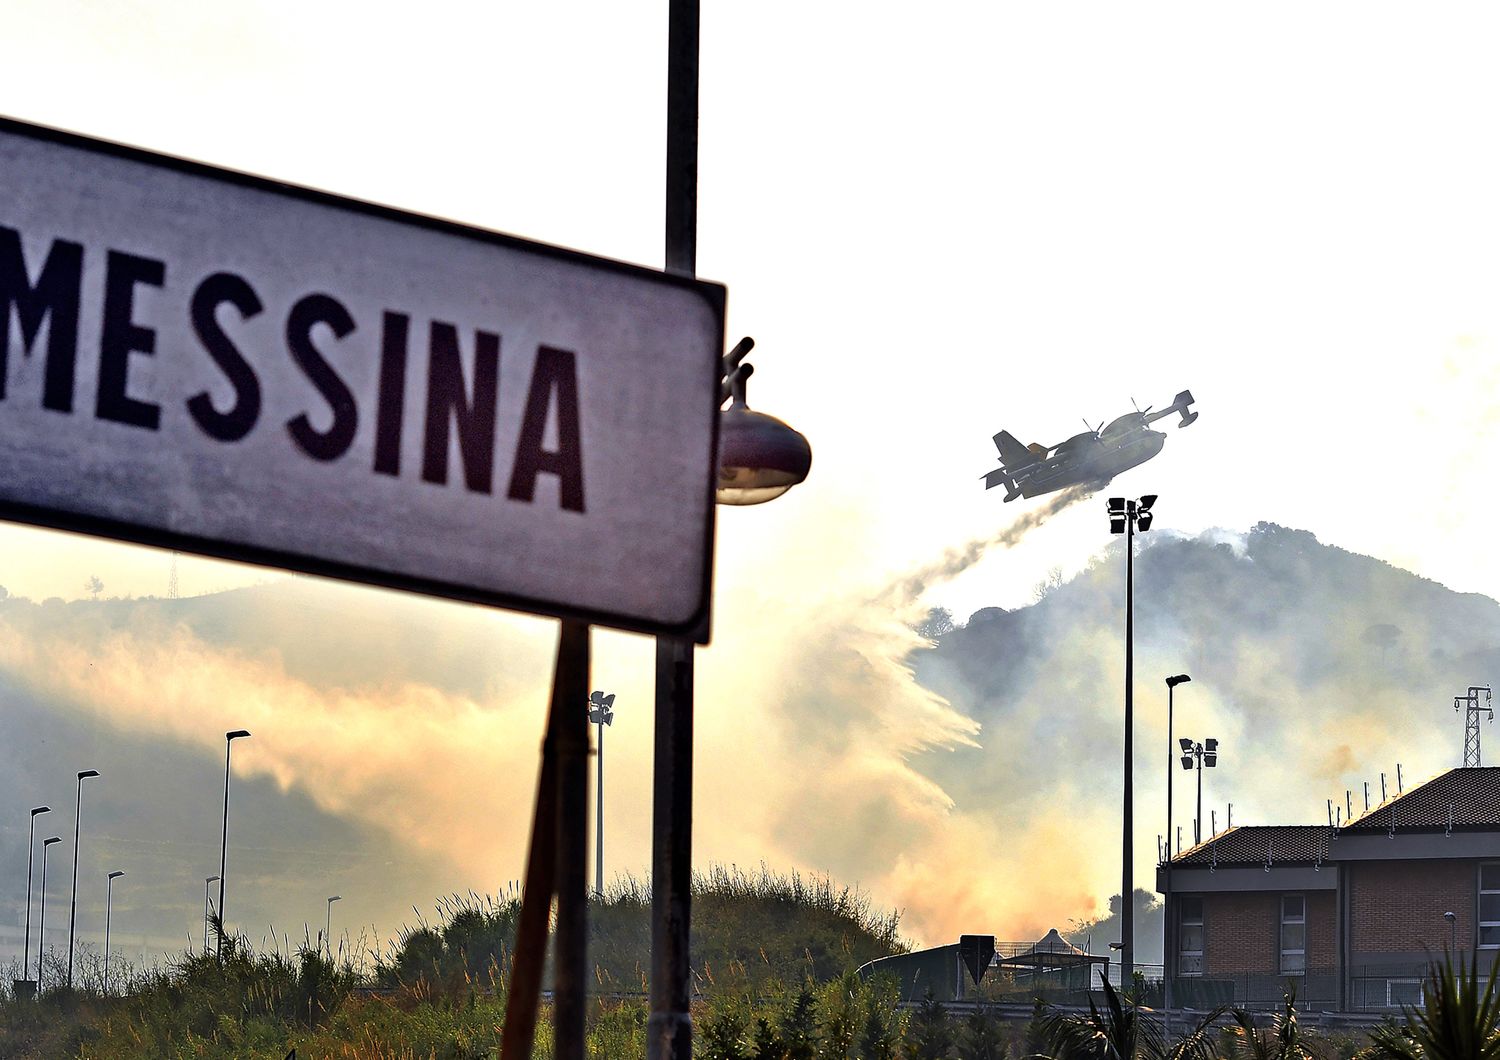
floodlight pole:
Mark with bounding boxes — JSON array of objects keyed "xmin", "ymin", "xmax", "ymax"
[{"xmin": 1163, "ymin": 675, "xmax": 1189, "ymax": 1028}]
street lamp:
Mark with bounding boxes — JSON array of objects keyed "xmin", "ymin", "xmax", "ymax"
[
  {"xmin": 22, "ymin": 805, "xmax": 51, "ymax": 998},
  {"xmin": 588, "ymin": 691, "xmax": 616, "ymax": 896},
  {"xmin": 1180, "ymin": 737, "xmax": 1219, "ymax": 844},
  {"xmin": 715, "ymin": 338, "xmax": 813, "ymax": 506},
  {"xmin": 218, "ymin": 729, "xmax": 251, "ymax": 958},
  {"xmin": 204, "ymin": 875, "xmax": 220, "ymax": 956},
  {"xmin": 105, "ymin": 871, "xmax": 125, "ymax": 992},
  {"xmin": 1107, "ymin": 494, "xmax": 1156, "ymax": 988},
  {"xmin": 325, "ymin": 895, "xmax": 342, "ymax": 961},
  {"xmin": 38, "ymin": 835, "xmax": 61, "ymax": 991},
  {"xmin": 1163, "ymin": 674, "xmax": 1190, "ymax": 1025},
  {"xmin": 1445, "ymin": 910, "xmax": 1457, "ymax": 952},
  {"xmin": 67, "ymin": 768, "xmax": 100, "ymax": 988}
]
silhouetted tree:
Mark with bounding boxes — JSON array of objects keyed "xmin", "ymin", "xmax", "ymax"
[
  {"xmin": 905, "ymin": 990, "xmax": 954, "ymax": 1060},
  {"xmin": 914, "ymin": 608, "xmax": 955, "ymax": 641},
  {"xmin": 958, "ymin": 1005, "xmax": 1004, "ymax": 1060}
]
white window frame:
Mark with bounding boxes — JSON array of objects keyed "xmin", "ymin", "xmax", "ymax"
[
  {"xmin": 1480, "ymin": 863, "xmax": 1500, "ymax": 949},
  {"xmin": 1178, "ymin": 896, "xmax": 1204, "ymax": 977},
  {"xmin": 1279, "ymin": 893, "xmax": 1306, "ymax": 976}
]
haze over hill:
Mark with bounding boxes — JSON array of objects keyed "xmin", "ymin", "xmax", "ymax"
[
  {"xmin": 0, "ymin": 522, "xmax": 1496, "ymax": 967},
  {"xmin": 907, "ymin": 522, "xmax": 1500, "ymax": 960}
]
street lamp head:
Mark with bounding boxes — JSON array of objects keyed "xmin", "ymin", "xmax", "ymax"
[
  {"xmin": 226, "ymin": 729, "xmax": 251, "ymax": 741},
  {"xmin": 207, "ymin": 875, "xmax": 220, "ymax": 884},
  {"xmin": 1166, "ymin": 674, "xmax": 1191, "ymax": 687},
  {"xmin": 108, "ymin": 871, "xmax": 125, "ymax": 880},
  {"xmin": 77, "ymin": 770, "xmax": 100, "ymax": 780},
  {"xmin": 328, "ymin": 895, "xmax": 342, "ymax": 902},
  {"xmin": 43, "ymin": 836, "xmax": 61, "ymax": 846},
  {"xmin": 1444, "ymin": 911, "xmax": 1456, "ymax": 921},
  {"xmin": 717, "ymin": 406, "xmax": 812, "ymax": 505},
  {"xmin": 31, "ymin": 805, "xmax": 50, "ymax": 816}
]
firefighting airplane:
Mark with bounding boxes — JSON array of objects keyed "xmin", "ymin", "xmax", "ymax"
[{"xmin": 982, "ymin": 390, "xmax": 1198, "ymax": 502}]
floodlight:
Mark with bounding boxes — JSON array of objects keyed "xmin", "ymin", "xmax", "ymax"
[
  {"xmin": 1107, "ymin": 497, "xmax": 1126, "ymax": 513},
  {"xmin": 1205, "ymin": 738, "xmax": 1218, "ymax": 752},
  {"xmin": 1109, "ymin": 518, "xmax": 1127, "ymax": 534},
  {"xmin": 602, "ymin": 693, "xmax": 616, "ymax": 708},
  {"xmin": 1139, "ymin": 495, "xmax": 1158, "ymax": 511},
  {"xmin": 1205, "ymin": 755, "xmax": 1217, "ymax": 767},
  {"xmin": 1136, "ymin": 511, "xmax": 1154, "ymax": 532},
  {"xmin": 1179, "ymin": 737, "xmax": 1194, "ymax": 752},
  {"xmin": 1181, "ymin": 755, "xmax": 1193, "ymax": 770}
]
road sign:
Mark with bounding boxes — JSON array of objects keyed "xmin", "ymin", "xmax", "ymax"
[
  {"xmin": 959, "ymin": 934, "xmax": 995, "ymax": 987},
  {"xmin": 0, "ymin": 117, "xmax": 724, "ymax": 639}
]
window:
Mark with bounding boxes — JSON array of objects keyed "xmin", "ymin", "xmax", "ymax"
[
  {"xmin": 1179, "ymin": 896, "xmax": 1204, "ymax": 976},
  {"xmin": 1481, "ymin": 864, "xmax": 1500, "ymax": 949},
  {"xmin": 1280, "ymin": 894, "xmax": 1306, "ymax": 975},
  {"xmin": 1387, "ymin": 978, "xmax": 1424, "ymax": 1007}
]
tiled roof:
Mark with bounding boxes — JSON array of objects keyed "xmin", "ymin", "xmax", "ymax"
[
  {"xmin": 1170, "ymin": 825, "xmax": 1332, "ymax": 867},
  {"xmin": 1343, "ymin": 767, "xmax": 1500, "ymax": 832}
]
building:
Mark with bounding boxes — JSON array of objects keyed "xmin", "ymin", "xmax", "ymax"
[{"xmin": 1158, "ymin": 767, "xmax": 1500, "ymax": 1011}]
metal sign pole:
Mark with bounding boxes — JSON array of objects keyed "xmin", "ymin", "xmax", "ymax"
[{"xmin": 500, "ymin": 619, "xmax": 590, "ymax": 1060}]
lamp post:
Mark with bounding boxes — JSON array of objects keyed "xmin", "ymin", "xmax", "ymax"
[
  {"xmin": 218, "ymin": 729, "xmax": 251, "ymax": 958},
  {"xmin": 646, "ymin": 5, "xmax": 811, "ymax": 1052},
  {"xmin": 1180, "ymin": 737, "xmax": 1219, "ymax": 844},
  {"xmin": 1107, "ymin": 494, "xmax": 1156, "ymax": 989},
  {"xmin": 67, "ymin": 768, "xmax": 100, "ymax": 988},
  {"xmin": 38, "ymin": 835, "xmax": 61, "ymax": 991},
  {"xmin": 1163, "ymin": 675, "xmax": 1190, "ymax": 1026},
  {"xmin": 588, "ymin": 692, "xmax": 616, "ymax": 897},
  {"xmin": 325, "ymin": 895, "xmax": 342, "ymax": 961},
  {"xmin": 105, "ymin": 871, "xmax": 124, "ymax": 992},
  {"xmin": 1445, "ymin": 910, "xmax": 1457, "ymax": 952},
  {"xmin": 22, "ymin": 805, "xmax": 51, "ymax": 997},
  {"xmin": 204, "ymin": 875, "xmax": 220, "ymax": 955}
]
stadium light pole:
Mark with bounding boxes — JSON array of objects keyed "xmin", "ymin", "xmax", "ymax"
[
  {"xmin": 218, "ymin": 730, "xmax": 251, "ymax": 958},
  {"xmin": 588, "ymin": 692, "xmax": 616, "ymax": 897},
  {"xmin": 1108, "ymin": 495, "xmax": 1156, "ymax": 990},
  {"xmin": 1181, "ymin": 737, "xmax": 1220, "ymax": 844},
  {"xmin": 22, "ymin": 805, "xmax": 51, "ymax": 998},
  {"xmin": 38, "ymin": 835, "xmax": 61, "ymax": 990},
  {"xmin": 105, "ymin": 871, "xmax": 125, "ymax": 992},
  {"xmin": 67, "ymin": 768, "xmax": 100, "ymax": 988},
  {"xmin": 204, "ymin": 875, "xmax": 220, "ymax": 955},
  {"xmin": 1163, "ymin": 675, "xmax": 1190, "ymax": 1025},
  {"xmin": 325, "ymin": 895, "xmax": 342, "ymax": 961}
]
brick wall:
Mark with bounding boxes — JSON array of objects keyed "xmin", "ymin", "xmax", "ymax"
[
  {"xmin": 1349, "ymin": 859, "xmax": 1474, "ymax": 955},
  {"xmin": 1198, "ymin": 889, "xmax": 1337, "ymax": 975},
  {"xmin": 1205, "ymin": 892, "xmax": 1277, "ymax": 975}
]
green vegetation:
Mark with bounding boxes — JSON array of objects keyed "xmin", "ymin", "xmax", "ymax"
[{"xmin": 4, "ymin": 880, "xmax": 1495, "ymax": 1059}]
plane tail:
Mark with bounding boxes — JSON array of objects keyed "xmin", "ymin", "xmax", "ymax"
[{"xmin": 993, "ymin": 430, "xmax": 1038, "ymax": 469}]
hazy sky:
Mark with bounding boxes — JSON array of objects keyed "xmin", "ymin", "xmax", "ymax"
[{"xmin": 3, "ymin": 1, "xmax": 1500, "ymax": 960}]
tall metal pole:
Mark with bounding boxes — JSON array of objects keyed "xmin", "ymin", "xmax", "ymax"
[
  {"xmin": 218, "ymin": 731, "xmax": 249, "ymax": 959},
  {"xmin": 67, "ymin": 770, "xmax": 98, "ymax": 988},
  {"xmin": 552, "ymin": 621, "xmax": 592, "ymax": 1060},
  {"xmin": 105, "ymin": 871, "xmax": 123, "ymax": 992},
  {"xmin": 1195, "ymin": 753, "xmax": 1204, "ymax": 845},
  {"xmin": 596, "ymin": 715, "xmax": 605, "ymax": 897},
  {"xmin": 325, "ymin": 896, "xmax": 341, "ymax": 961},
  {"xmin": 38, "ymin": 837, "xmax": 59, "ymax": 989},
  {"xmin": 651, "ymin": 0, "xmax": 699, "ymax": 1057},
  {"xmin": 23, "ymin": 806, "xmax": 48, "ymax": 993},
  {"xmin": 204, "ymin": 876, "xmax": 218, "ymax": 956},
  {"xmin": 1121, "ymin": 506, "xmax": 1134, "ymax": 988},
  {"xmin": 1164, "ymin": 681, "xmax": 1175, "ymax": 1021}
]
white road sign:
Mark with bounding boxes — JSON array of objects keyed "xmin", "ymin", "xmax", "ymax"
[{"xmin": 0, "ymin": 118, "xmax": 723, "ymax": 639}]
